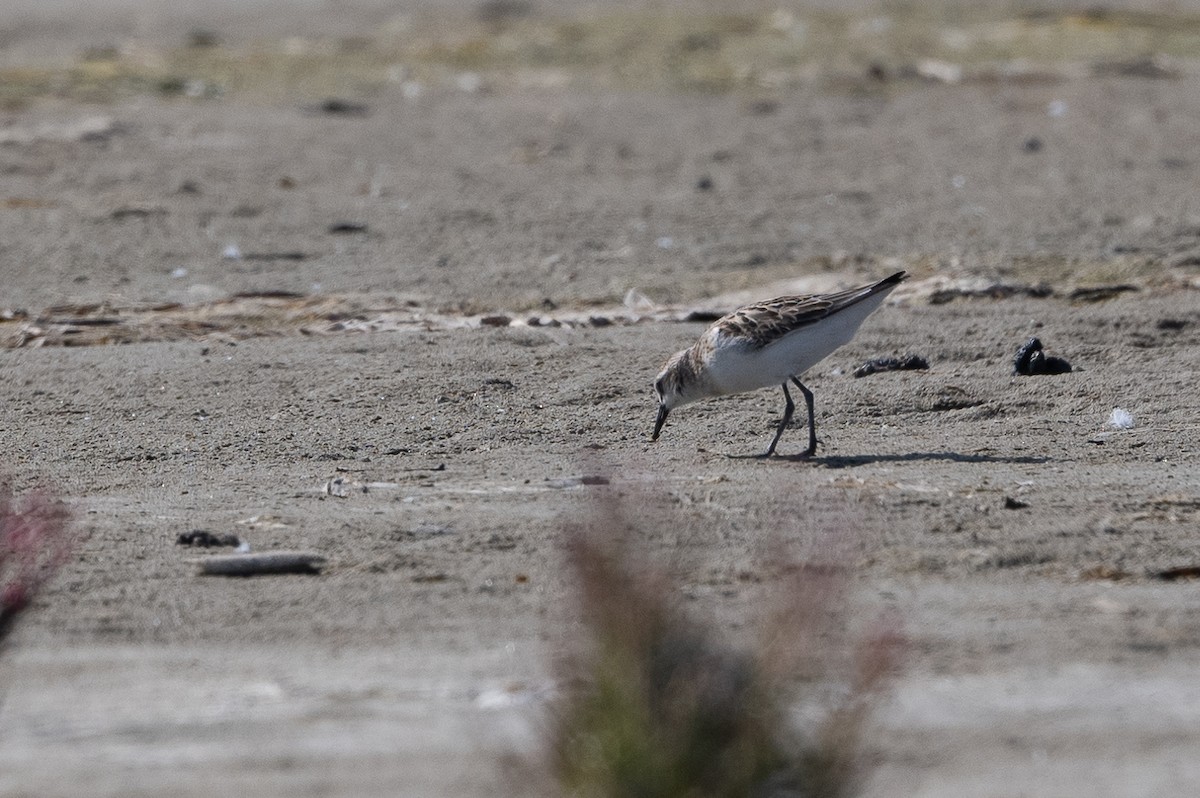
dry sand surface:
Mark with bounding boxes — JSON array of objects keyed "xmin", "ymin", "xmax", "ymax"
[{"xmin": 2, "ymin": 2, "xmax": 1200, "ymax": 796}]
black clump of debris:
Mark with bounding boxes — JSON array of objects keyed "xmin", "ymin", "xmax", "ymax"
[
  {"xmin": 853, "ymin": 354, "xmax": 930, "ymax": 378},
  {"xmin": 177, "ymin": 530, "xmax": 241, "ymax": 548},
  {"xmin": 1013, "ymin": 337, "xmax": 1072, "ymax": 376}
]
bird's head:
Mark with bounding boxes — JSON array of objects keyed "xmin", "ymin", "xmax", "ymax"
[{"xmin": 651, "ymin": 349, "xmax": 697, "ymax": 441}]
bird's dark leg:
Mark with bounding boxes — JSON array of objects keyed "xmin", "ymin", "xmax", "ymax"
[
  {"xmin": 763, "ymin": 382, "xmax": 795, "ymax": 457},
  {"xmin": 790, "ymin": 377, "xmax": 817, "ymax": 457}
]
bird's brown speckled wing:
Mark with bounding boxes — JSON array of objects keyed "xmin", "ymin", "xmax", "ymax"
[{"xmin": 712, "ymin": 272, "xmax": 906, "ymax": 350}]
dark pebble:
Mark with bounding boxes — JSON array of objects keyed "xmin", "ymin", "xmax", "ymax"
[
  {"xmin": 1013, "ymin": 337, "xmax": 1072, "ymax": 375},
  {"xmin": 177, "ymin": 530, "xmax": 241, "ymax": 547},
  {"xmin": 313, "ymin": 99, "xmax": 371, "ymax": 116},
  {"xmin": 852, "ymin": 354, "xmax": 930, "ymax": 378}
]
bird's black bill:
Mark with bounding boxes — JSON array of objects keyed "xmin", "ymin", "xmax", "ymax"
[{"xmin": 652, "ymin": 404, "xmax": 669, "ymax": 441}]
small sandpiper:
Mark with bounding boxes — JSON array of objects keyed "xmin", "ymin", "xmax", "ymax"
[{"xmin": 652, "ymin": 271, "xmax": 907, "ymax": 457}]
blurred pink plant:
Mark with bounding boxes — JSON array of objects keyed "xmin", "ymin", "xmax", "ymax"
[{"xmin": 0, "ymin": 483, "xmax": 74, "ymax": 642}]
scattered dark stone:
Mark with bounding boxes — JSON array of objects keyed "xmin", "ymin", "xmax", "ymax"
[
  {"xmin": 186, "ymin": 28, "xmax": 222, "ymax": 48},
  {"xmin": 232, "ymin": 290, "xmax": 307, "ymax": 299},
  {"xmin": 746, "ymin": 99, "xmax": 779, "ymax": 115},
  {"xmin": 696, "ymin": 175, "xmax": 714, "ymax": 191},
  {"xmin": 683, "ymin": 309, "xmax": 725, "ymax": 323},
  {"xmin": 1013, "ymin": 337, "xmax": 1072, "ymax": 376},
  {"xmin": 311, "ymin": 98, "xmax": 371, "ymax": 117},
  {"xmin": 1004, "ymin": 496, "xmax": 1029, "ymax": 510},
  {"xmin": 1013, "ymin": 337, "xmax": 1042, "ymax": 375},
  {"xmin": 110, "ymin": 207, "xmax": 167, "ymax": 220},
  {"xmin": 229, "ymin": 204, "xmax": 263, "ymax": 218},
  {"xmin": 579, "ymin": 475, "xmax": 610, "ymax": 486},
  {"xmin": 1162, "ymin": 157, "xmax": 1189, "ymax": 170},
  {"xmin": 1153, "ymin": 565, "xmax": 1200, "ymax": 581},
  {"xmin": 1069, "ymin": 284, "xmax": 1139, "ymax": 302},
  {"xmin": 156, "ymin": 77, "xmax": 188, "ymax": 95},
  {"xmin": 177, "ymin": 180, "xmax": 202, "ymax": 195},
  {"xmin": 1157, "ymin": 318, "xmax": 1189, "ymax": 331},
  {"xmin": 278, "ymin": 176, "xmax": 297, "ymax": 189},
  {"xmin": 240, "ymin": 252, "xmax": 309, "ymax": 261},
  {"xmin": 589, "ymin": 316, "xmax": 612, "ymax": 327},
  {"xmin": 540, "ymin": 297, "xmax": 557, "ymax": 310},
  {"xmin": 711, "ymin": 149, "xmax": 734, "ymax": 162},
  {"xmin": 483, "ymin": 378, "xmax": 515, "ymax": 389},
  {"xmin": 867, "ymin": 62, "xmax": 888, "ymax": 81},
  {"xmin": 1023, "ymin": 136, "xmax": 1043, "ymax": 152},
  {"xmin": 177, "ymin": 530, "xmax": 241, "ymax": 547},
  {"xmin": 1041, "ymin": 355, "xmax": 1072, "ymax": 374},
  {"xmin": 328, "ymin": 222, "xmax": 368, "ymax": 234},
  {"xmin": 480, "ymin": 315, "xmax": 512, "ymax": 327},
  {"xmin": 852, "ymin": 354, "xmax": 930, "ymax": 378}
]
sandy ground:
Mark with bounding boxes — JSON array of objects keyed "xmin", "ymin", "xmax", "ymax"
[{"xmin": 3, "ymin": 2, "xmax": 1200, "ymax": 796}]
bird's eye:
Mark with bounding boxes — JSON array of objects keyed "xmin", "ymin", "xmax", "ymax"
[{"xmin": 654, "ymin": 378, "xmax": 665, "ymax": 396}]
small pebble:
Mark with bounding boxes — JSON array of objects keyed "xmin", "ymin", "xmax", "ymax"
[
  {"xmin": 177, "ymin": 530, "xmax": 241, "ymax": 547},
  {"xmin": 328, "ymin": 222, "xmax": 368, "ymax": 234},
  {"xmin": 853, "ymin": 354, "xmax": 929, "ymax": 378},
  {"xmin": 1013, "ymin": 337, "xmax": 1072, "ymax": 376}
]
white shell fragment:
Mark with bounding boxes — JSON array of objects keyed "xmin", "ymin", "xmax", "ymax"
[
  {"xmin": 1107, "ymin": 408, "xmax": 1135, "ymax": 430},
  {"xmin": 195, "ymin": 550, "xmax": 326, "ymax": 576}
]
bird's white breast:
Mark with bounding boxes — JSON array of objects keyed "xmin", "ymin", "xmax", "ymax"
[{"xmin": 703, "ymin": 288, "xmax": 893, "ymax": 396}]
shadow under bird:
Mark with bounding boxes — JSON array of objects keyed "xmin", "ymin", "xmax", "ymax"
[{"xmin": 652, "ymin": 271, "xmax": 907, "ymax": 457}]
